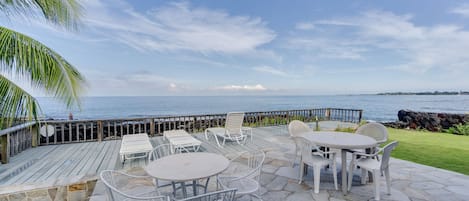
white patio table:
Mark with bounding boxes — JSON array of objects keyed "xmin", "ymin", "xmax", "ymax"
[
  {"xmin": 301, "ymin": 131, "xmax": 377, "ymax": 194},
  {"xmin": 145, "ymin": 152, "xmax": 229, "ymax": 197}
]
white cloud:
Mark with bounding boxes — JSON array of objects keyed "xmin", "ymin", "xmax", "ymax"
[
  {"xmin": 216, "ymin": 84, "xmax": 267, "ymax": 91},
  {"xmin": 293, "ymin": 10, "xmax": 469, "ymax": 73},
  {"xmin": 295, "ymin": 22, "xmax": 315, "ymax": 30},
  {"xmin": 287, "ymin": 38, "xmax": 368, "ymax": 60},
  {"xmin": 450, "ymin": 3, "xmax": 469, "ymax": 17},
  {"xmin": 81, "ymin": 1, "xmax": 276, "ymax": 54},
  {"xmin": 253, "ymin": 66, "xmax": 291, "ymax": 77}
]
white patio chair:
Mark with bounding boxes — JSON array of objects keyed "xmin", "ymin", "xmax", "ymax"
[
  {"xmin": 217, "ymin": 150, "xmax": 265, "ymax": 200},
  {"xmin": 204, "ymin": 112, "xmax": 247, "ymax": 147},
  {"xmin": 288, "ymin": 120, "xmax": 313, "ymax": 166},
  {"xmin": 148, "ymin": 144, "xmax": 191, "ymax": 196},
  {"xmin": 297, "ymin": 138, "xmax": 338, "ymax": 194},
  {"xmin": 148, "ymin": 144, "xmax": 190, "ymax": 163},
  {"xmin": 100, "ymin": 170, "xmax": 170, "ymax": 201},
  {"xmin": 175, "ymin": 189, "xmax": 237, "ymax": 201},
  {"xmin": 348, "ymin": 141, "xmax": 399, "ymax": 201},
  {"xmin": 355, "ymin": 122, "xmax": 388, "ymax": 145}
]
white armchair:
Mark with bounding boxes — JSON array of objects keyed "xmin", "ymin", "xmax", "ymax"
[
  {"xmin": 298, "ymin": 138, "xmax": 338, "ymax": 194},
  {"xmin": 348, "ymin": 141, "xmax": 399, "ymax": 201},
  {"xmin": 217, "ymin": 150, "xmax": 265, "ymax": 200},
  {"xmin": 288, "ymin": 120, "xmax": 313, "ymax": 166},
  {"xmin": 100, "ymin": 170, "xmax": 170, "ymax": 201}
]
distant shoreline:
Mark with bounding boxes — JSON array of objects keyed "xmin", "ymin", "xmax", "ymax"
[{"xmin": 377, "ymin": 91, "xmax": 469, "ymax": 95}]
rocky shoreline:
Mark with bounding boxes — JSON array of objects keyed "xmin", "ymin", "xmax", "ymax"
[{"xmin": 382, "ymin": 110, "xmax": 469, "ymax": 132}]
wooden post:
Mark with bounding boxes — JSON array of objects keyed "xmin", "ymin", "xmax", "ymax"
[
  {"xmin": 1, "ymin": 133, "xmax": 10, "ymax": 164},
  {"xmin": 97, "ymin": 121, "xmax": 103, "ymax": 142},
  {"xmin": 31, "ymin": 124, "xmax": 38, "ymax": 147},
  {"xmin": 358, "ymin": 110, "xmax": 363, "ymax": 123},
  {"xmin": 149, "ymin": 119, "xmax": 155, "ymax": 136},
  {"xmin": 325, "ymin": 108, "xmax": 331, "ymax": 120}
]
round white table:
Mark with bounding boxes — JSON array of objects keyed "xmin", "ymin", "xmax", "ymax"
[
  {"xmin": 145, "ymin": 152, "xmax": 229, "ymax": 197},
  {"xmin": 301, "ymin": 131, "xmax": 377, "ymax": 194}
]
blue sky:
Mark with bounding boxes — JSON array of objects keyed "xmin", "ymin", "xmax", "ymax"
[{"xmin": 3, "ymin": 0, "xmax": 469, "ymax": 96}]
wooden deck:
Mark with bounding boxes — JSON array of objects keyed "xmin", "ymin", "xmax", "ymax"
[
  {"xmin": 0, "ymin": 121, "xmax": 356, "ymax": 194},
  {"xmin": 0, "ymin": 126, "xmax": 284, "ymax": 193}
]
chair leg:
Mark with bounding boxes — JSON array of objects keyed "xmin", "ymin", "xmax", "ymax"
[
  {"xmin": 361, "ymin": 168, "xmax": 368, "ymax": 184},
  {"xmin": 384, "ymin": 168, "xmax": 391, "ymax": 195},
  {"xmin": 292, "ymin": 143, "xmax": 298, "ymax": 167},
  {"xmin": 373, "ymin": 169, "xmax": 380, "ymax": 201},
  {"xmin": 298, "ymin": 162, "xmax": 304, "ymax": 184},
  {"xmin": 332, "ymin": 160, "xmax": 338, "ymax": 190},
  {"xmin": 348, "ymin": 163, "xmax": 354, "ymax": 191},
  {"xmin": 313, "ymin": 165, "xmax": 321, "ymax": 194},
  {"xmin": 204, "ymin": 130, "xmax": 209, "ymax": 140}
]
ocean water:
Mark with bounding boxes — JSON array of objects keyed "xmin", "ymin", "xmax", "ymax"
[{"xmin": 36, "ymin": 95, "xmax": 469, "ymax": 122}]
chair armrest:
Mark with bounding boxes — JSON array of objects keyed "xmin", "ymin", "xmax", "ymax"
[{"xmin": 352, "ymin": 147, "xmax": 382, "ymax": 158}]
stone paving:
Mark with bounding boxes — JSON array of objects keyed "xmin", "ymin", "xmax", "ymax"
[{"xmin": 90, "ymin": 126, "xmax": 469, "ymax": 201}]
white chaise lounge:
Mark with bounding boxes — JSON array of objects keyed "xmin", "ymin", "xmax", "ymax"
[
  {"xmin": 119, "ymin": 133, "xmax": 153, "ymax": 164},
  {"xmin": 163, "ymin": 129, "xmax": 202, "ymax": 152},
  {"xmin": 204, "ymin": 112, "xmax": 247, "ymax": 147}
]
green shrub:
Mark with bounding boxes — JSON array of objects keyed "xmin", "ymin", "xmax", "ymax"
[
  {"xmin": 335, "ymin": 126, "xmax": 356, "ymax": 133},
  {"xmin": 446, "ymin": 123, "xmax": 469, "ymax": 135}
]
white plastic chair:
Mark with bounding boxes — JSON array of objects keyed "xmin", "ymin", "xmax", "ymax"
[
  {"xmin": 356, "ymin": 122, "xmax": 388, "ymax": 145},
  {"xmin": 204, "ymin": 112, "xmax": 247, "ymax": 147},
  {"xmin": 218, "ymin": 150, "xmax": 265, "ymax": 200},
  {"xmin": 176, "ymin": 189, "xmax": 237, "ymax": 201},
  {"xmin": 288, "ymin": 120, "xmax": 313, "ymax": 166},
  {"xmin": 100, "ymin": 170, "xmax": 170, "ymax": 201},
  {"xmin": 348, "ymin": 141, "xmax": 399, "ymax": 201},
  {"xmin": 297, "ymin": 138, "xmax": 338, "ymax": 194}
]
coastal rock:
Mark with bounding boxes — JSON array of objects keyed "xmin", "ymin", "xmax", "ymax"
[{"xmin": 392, "ymin": 110, "xmax": 469, "ymax": 131}]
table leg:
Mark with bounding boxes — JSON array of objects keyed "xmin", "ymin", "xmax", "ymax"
[
  {"xmin": 192, "ymin": 180, "xmax": 197, "ymax": 196},
  {"xmin": 341, "ymin": 149, "xmax": 347, "ymax": 194},
  {"xmin": 181, "ymin": 182, "xmax": 187, "ymax": 198}
]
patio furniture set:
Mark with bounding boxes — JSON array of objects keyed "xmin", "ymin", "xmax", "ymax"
[
  {"xmin": 289, "ymin": 120, "xmax": 398, "ymax": 201},
  {"xmin": 105, "ymin": 112, "xmax": 398, "ymax": 201}
]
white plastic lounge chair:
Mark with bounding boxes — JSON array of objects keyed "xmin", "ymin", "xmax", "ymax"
[
  {"xmin": 348, "ymin": 141, "xmax": 399, "ymax": 201},
  {"xmin": 176, "ymin": 189, "xmax": 237, "ymax": 201},
  {"xmin": 204, "ymin": 112, "xmax": 247, "ymax": 147},
  {"xmin": 297, "ymin": 138, "xmax": 338, "ymax": 194},
  {"xmin": 218, "ymin": 150, "xmax": 265, "ymax": 200},
  {"xmin": 100, "ymin": 170, "xmax": 170, "ymax": 201},
  {"xmin": 288, "ymin": 120, "xmax": 313, "ymax": 166},
  {"xmin": 119, "ymin": 133, "xmax": 153, "ymax": 164},
  {"xmin": 163, "ymin": 130, "xmax": 202, "ymax": 152}
]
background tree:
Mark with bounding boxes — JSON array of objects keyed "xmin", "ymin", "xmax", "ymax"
[{"xmin": 0, "ymin": 0, "xmax": 85, "ymax": 128}]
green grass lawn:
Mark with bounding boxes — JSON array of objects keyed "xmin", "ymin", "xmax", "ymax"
[{"xmin": 386, "ymin": 128, "xmax": 469, "ymax": 175}]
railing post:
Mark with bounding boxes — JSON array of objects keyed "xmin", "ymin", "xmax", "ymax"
[
  {"xmin": 1, "ymin": 133, "xmax": 10, "ymax": 164},
  {"xmin": 149, "ymin": 118, "xmax": 155, "ymax": 136},
  {"xmin": 358, "ymin": 110, "xmax": 363, "ymax": 123},
  {"xmin": 97, "ymin": 120, "xmax": 103, "ymax": 142},
  {"xmin": 325, "ymin": 108, "xmax": 331, "ymax": 120},
  {"xmin": 31, "ymin": 124, "xmax": 38, "ymax": 147}
]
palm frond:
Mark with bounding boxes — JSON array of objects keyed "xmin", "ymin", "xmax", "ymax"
[
  {"xmin": 0, "ymin": 26, "xmax": 85, "ymax": 108},
  {"xmin": 0, "ymin": 0, "xmax": 82, "ymax": 30},
  {"xmin": 0, "ymin": 74, "xmax": 41, "ymax": 129}
]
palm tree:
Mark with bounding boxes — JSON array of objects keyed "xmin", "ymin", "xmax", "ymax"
[{"xmin": 0, "ymin": 0, "xmax": 85, "ymax": 129}]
